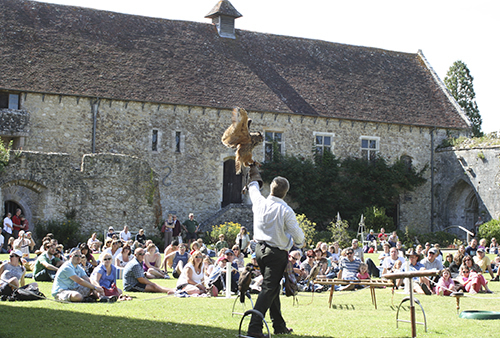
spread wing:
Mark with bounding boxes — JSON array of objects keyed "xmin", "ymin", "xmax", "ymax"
[{"xmin": 221, "ymin": 107, "xmax": 252, "ymax": 148}]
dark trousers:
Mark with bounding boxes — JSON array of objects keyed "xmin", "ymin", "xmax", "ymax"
[
  {"xmin": 34, "ymin": 269, "xmax": 56, "ymax": 282},
  {"xmin": 248, "ymin": 243, "xmax": 288, "ymax": 335},
  {"xmin": 366, "ymin": 258, "xmax": 381, "ymax": 278},
  {"xmin": 2, "ymin": 231, "xmax": 11, "ymax": 251}
]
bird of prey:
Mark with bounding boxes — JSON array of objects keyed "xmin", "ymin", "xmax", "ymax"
[
  {"xmin": 238, "ymin": 263, "xmax": 255, "ymax": 303},
  {"xmin": 221, "ymin": 107, "xmax": 263, "ymax": 174}
]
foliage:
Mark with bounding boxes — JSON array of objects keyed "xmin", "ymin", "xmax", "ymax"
[
  {"xmin": 296, "ymin": 214, "xmax": 317, "ymax": 248},
  {"xmin": 34, "ymin": 218, "xmax": 85, "ymax": 250},
  {"xmin": 208, "ymin": 221, "xmax": 241, "ymax": 246},
  {"xmin": 439, "ymin": 131, "xmax": 500, "ymax": 149},
  {"xmin": 327, "ymin": 219, "xmax": 352, "ymax": 249},
  {"xmin": 400, "ymin": 227, "xmax": 458, "ymax": 248},
  {"xmin": 478, "ymin": 219, "xmax": 500, "ymax": 245},
  {"xmin": 444, "ymin": 60, "xmax": 482, "ymax": 137},
  {"xmin": 0, "ymin": 140, "xmax": 12, "ymax": 172},
  {"xmin": 361, "ymin": 206, "xmax": 395, "ymax": 233},
  {"xmin": 261, "ymin": 150, "xmax": 427, "ymax": 229}
]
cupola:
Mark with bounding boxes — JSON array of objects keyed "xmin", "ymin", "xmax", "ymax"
[{"xmin": 205, "ymin": 0, "xmax": 242, "ymax": 39}]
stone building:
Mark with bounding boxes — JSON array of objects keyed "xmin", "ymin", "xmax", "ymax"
[{"xmin": 0, "ymin": 0, "xmax": 473, "ymax": 239}]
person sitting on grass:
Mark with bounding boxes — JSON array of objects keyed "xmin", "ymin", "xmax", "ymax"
[
  {"xmin": 52, "ymin": 248, "xmax": 104, "ymax": 302},
  {"xmin": 91, "ymin": 252, "xmax": 122, "ymax": 297},
  {"xmin": 100, "ymin": 239, "xmax": 122, "ymax": 264},
  {"xmin": 232, "ymin": 245, "xmax": 245, "ymax": 270},
  {"xmin": 434, "ymin": 268, "xmax": 456, "ymax": 296},
  {"xmin": 0, "ymin": 250, "xmax": 39, "ymax": 298},
  {"xmin": 190, "ymin": 241, "xmax": 200, "ymax": 255},
  {"xmin": 214, "ymin": 234, "xmax": 228, "ymax": 256},
  {"xmin": 456, "ymin": 264, "xmax": 492, "ymax": 294},
  {"xmin": 33, "ymin": 242, "xmax": 63, "ymax": 281},
  {"xmin": 176, "ymin": 250, "xmax": 207, "ymax": 296},
  {"xmin": 165, "ymin": 243, "xmax": 190, "ymax": 278},
  {"xmin": 143, "ymin": 243, "xmax": 169, "ymax": 279},
  {"xmin": 161, "ymin": 240, "xmax": 179, "ymax": 271},
  {"xmin": 473, "ymin": 248, "xmax": 495, "ymax": 279},
  {"xmin": 337, "ymin": 248, "xmax": 361, "ymax": 291},
  {"xmin": 123, "ymin": 248, "xmax": 175, "ymax": 294},
  {"xmin": 357, "ymin": 262, "xmax": 370, "ymax": 280}
]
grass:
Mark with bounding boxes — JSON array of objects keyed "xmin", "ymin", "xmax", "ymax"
[{"xmin": 2, "ymin": 253, "xmax": 500, "ymax": 337}]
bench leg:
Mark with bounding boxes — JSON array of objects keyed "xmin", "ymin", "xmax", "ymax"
[{"xmin": 329, "ymin": 285, "xmax": 334, "ymax": 308}]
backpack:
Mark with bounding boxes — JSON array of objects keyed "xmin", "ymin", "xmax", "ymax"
[{"xmin": 8, "ymin": 284, "xmax": 45, "ymax": 301}]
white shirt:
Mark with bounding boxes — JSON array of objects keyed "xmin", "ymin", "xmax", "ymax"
[
  {"xmin": 248, "ymin": 181, "xmax": 304, "ymax": 251},
  {"xmin": 119, "ymin": 230, "xmax": 131, "ymax": 242},
  {"xmin": 3, "ymin": 217, "xmax": 13, "ymax": 234}
]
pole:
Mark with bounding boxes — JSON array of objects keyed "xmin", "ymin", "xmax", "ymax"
[
  {"xmin": 226, "ymin": 261, "xmax": 232, "ymax": 299},
  {"xmin": 409, "ymin": 277, "xmax": 416, "ymax": 338}
]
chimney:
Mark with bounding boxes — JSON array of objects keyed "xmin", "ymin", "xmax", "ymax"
[{"xmin": 205, "ymin": 0, "xmax": 242, "ymax": 39}]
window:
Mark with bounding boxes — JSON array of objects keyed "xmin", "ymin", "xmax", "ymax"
[
  {"xmin": 151, "ymin": 130, "xmax": 158, "ymax": 152},
  {"xmin": 314, "ymin": 132, "xmax": 334, "ymax": 155},
  {"xmin": 360, "ymin": 136, "xmax": 379, "ymax": 160},
  {"xmin": 400, "ymin": 155, "xmax": 413, "ymax": 172},
  {"xmin": 264, "ymin": 131, "xmax": 283, "ymax": 162},
  {"xmin": 0, "ymin": 92, "xmax": 20, "ymax": 109},
  {"xmin": 175, "ymin": 131, "xmax": 181, "ymax": 153}
]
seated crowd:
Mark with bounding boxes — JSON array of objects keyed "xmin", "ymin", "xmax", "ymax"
[{"xmin": 2, "ymin": 225, "xmax": 499, "ymax": 303}]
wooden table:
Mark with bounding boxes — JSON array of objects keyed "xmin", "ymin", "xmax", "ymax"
[{"xmin": 314, "ymin": 278, "xmax": 394, "ymax": 309}]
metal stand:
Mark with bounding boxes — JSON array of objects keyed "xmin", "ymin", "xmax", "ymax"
[
  {"xmin": 238, "ymin": 309, "xmax": 271, "ymax": 338},
  {"xmin": 232, "ymin": 291, "xmax": 254, "ymax": 316}
]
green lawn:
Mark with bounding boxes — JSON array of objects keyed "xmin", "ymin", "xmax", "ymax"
[{"xmin": 2, "ymin": 253, "xmax": 500, "ymax": 337}]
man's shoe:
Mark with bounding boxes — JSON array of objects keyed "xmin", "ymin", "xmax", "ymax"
[
  {"xmin": 275, "ymin": 328, "xmax": 294, "ymax": 335},
  {"xmin": 420, "ymin": 283, "xmax": 432, "ymax": 295},
  {"xmin": 491, "ymin": 276, "xmax": 499, "ymax": 282}
]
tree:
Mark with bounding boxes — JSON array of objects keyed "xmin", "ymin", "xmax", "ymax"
[
  {"xmin": 444, "ymin": 60, "xmax": 482, "ymax": 137},
  {"xmin": 0, "ymin": 140, "xmax": 12, "ymax": 173}
]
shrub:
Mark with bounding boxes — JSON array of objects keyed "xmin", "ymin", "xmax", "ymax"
[
  {"xmin": 478, "ymin": 219, "xmax": 500, "ymax": 244},
  {"xmin": 209, "ymin": 222, "xmax": 242, "ymax": 247},
  {"xmin": 296, "ymin": 214, "xmax": 317, "ymax": 248},
  {"xmin": 0, "ymin": 140, "xmax": 12, "ymax": 173},
  {"xmin": 327, "ymin": 219, "xmax": 351, "ymax": 249},
  {"xmin": 34, "ymin": 218, "xmax": 85, "ymax": 250},
  {"xmin": 361, "ymin": 206, "xmax": 395, "ymax": 233},
  {"xmin": 400, "ymin": 227, "xmax": 458, "ymax": 248}
]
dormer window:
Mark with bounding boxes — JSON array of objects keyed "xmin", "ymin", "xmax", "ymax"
[
  {"xmin": 0, "ymin": 92, "xmax": 20, "ymax": 109},
  {"xmin": 205, "ymin": 0, "xmax": 242, "ymax": 39}
]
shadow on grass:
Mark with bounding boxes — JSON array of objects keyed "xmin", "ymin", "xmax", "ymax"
[{"xmin": 0, "ymin": 302, "xmax": 330, "ymax": 338}]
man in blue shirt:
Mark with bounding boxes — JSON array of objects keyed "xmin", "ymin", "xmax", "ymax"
[{"xmin": 52, "ymin": 249, "xmax": 104, "ymax": 302}]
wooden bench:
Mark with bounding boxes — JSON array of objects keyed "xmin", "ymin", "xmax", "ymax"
[{"xmin": 314, "ymin": 278, "xmax": 394, "ymax": 309}]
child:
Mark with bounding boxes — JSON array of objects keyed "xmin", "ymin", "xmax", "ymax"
[
  {"xmin": 357, "ymin": 262, "xmax": 370, "ymax": 280},
  {"xmin": 392, "ymin": 259, "xmax": 403, "ymax": 273},
  {"xmin": 443, "ymin": 253, "xmax": 453, "ymax": 268},
  {"xmin": 435, "ymin": 268, "xmax": 455, "ymax": 296}
]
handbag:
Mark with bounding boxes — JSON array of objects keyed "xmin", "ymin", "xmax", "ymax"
[{"xmin": 103, "ymin": 284, "xmax": 120, "ymax": 297}]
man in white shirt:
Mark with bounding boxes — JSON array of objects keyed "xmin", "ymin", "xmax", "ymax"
[
  {"xmin": 119, "ymin": 225, "xmax": 131, "ymax": 243},
  {"xmin": 381, "ymin": 247, "xmax": 405, "ymax": 275},
  {"xmin": 246, "ymin": 165, "xmax": 304, "ymax": 338}
]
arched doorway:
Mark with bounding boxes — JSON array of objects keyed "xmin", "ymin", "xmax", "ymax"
[
  {"xmin": 445, "ymin": 179, "xmax": 478, "ymax": 234},
  {"xmin": 4, "ymin": 200, "xmax": 22, "ymax": 218},
  {"xmin": 222, "ymin": 159, "xmax": 242, "ymax": 207}
]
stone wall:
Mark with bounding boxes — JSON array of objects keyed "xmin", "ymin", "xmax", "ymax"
[
  {"xmin": 0, "ymin": 151, "xmax": 160, "ymax": 239},
  {"xmin": 0, "ymin": 108, "xmax": 29, "ymax": 136},
  {"xmin": 434, "ymin": 146, "xmax": 500, "ymax": 236},
  {"xmin": 11, "ymin": 92, "xmax": 470, "ymax": 234}
]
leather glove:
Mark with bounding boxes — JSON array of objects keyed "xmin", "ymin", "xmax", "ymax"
[{"xmin": 248, "ymin": 164, "xmax": 263, "ymax": 189}]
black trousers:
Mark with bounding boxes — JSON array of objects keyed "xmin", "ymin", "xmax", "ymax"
[
  {"xmin": 248, "ymin": 243, "xmax": 288, "ymax": 335},
  {"xmin": 366, "ymin": 258, "xmax": 381, "ymax": 278}
]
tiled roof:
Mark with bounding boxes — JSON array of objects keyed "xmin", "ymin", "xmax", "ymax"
[{"xmin": 0, "ymin": 0, "xmax": 469, "ymax": 129}]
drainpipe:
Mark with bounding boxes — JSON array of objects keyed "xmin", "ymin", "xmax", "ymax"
[
  {"xmin": 430, "ymin": 127, "xmax": 436, "ymax": 232},
  {"xmin": 91, "ymin": 98, "xmax": 100, "ymax": 153}
]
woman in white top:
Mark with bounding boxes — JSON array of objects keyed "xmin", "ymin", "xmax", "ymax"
[
  {"xmin": 176, "ymin": 250, "xmax": 206, "ymax": 295},
  {"xmin": 115, "ymin": 244, "xmax": 132, "ymax": 268},
  {"xmin": 236, "ymin": 226, "xmax": 251, "ymax": 256}
]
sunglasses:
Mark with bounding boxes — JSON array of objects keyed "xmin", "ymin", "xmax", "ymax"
[
  {"xmin": 195, "ymin": 256, "xmax": 203, "ymax": 259},
  {"xmin": 137, "ymin": 253, "xmax": 145, "ymax": 256},
  {"xmin": 307, "ymin": 255, "xmax": 314, "ymax": 258},
  {"xmin": 9, "ymin": 255, "xmax": 19, "ymax": 258},
  {"xmin": 103, "ymin": 257, "xmax": 112, "ymax": 261}
]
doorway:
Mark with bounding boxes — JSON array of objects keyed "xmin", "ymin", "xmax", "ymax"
[{"xmin": 222, "ymin": 159, "xmax": 242, "ymax": 207}]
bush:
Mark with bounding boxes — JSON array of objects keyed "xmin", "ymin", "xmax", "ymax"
[
  {"xmin": 209, "ymin": 222, "xmax": 242, "ymax": 247},
  {"xmin": 327, "ymin": 219, "xmax": 352, "ymax": 249},
  {"xmin": 296, "ymin": 214, "xmax": 317, "ymax": 248},
  {"xmin": 478, "ymin": 219, "xmax": 500, "ymax": 245},
  {"xmin": 361, "ymin": 206, "xmax": 395, "ymax": 233},
  {"xmin": 400, "ymin": 227, "xmax": 458, "ymax": 248},
  {"xmin": 34, "ymin": 218, "xmax": 85, "ymax": 250}
]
